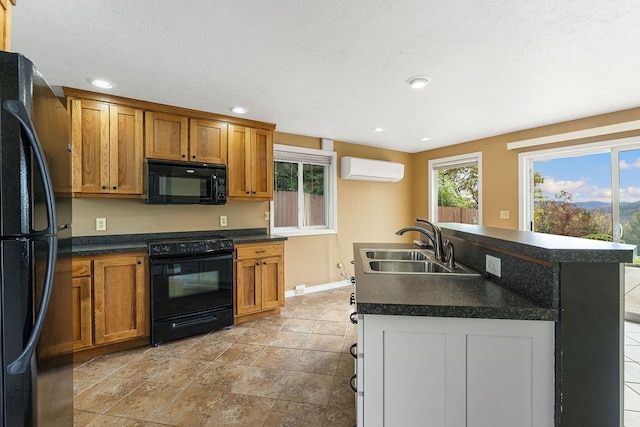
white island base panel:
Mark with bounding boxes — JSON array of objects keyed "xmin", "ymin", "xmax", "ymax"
[{"xmin": 358, "ymin": 314, "xmax": 554, "ymax": 427}]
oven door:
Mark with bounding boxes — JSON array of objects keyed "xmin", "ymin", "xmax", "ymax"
[{"xmin": 150, "ymin": 253, "xmax": 233, "ymax": 321}]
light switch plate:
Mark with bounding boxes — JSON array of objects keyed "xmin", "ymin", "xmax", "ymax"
[{"xmin": 96, "ymin": 217, "xmax": 107, "ymax": 231}]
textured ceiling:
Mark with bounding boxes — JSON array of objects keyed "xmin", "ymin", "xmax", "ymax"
[{"xmin": 10, "ymin": 1, "xmax": 640, "ymax": 153}]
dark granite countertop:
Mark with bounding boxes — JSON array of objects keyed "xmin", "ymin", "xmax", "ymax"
[
  {"xmin": 72, "ymin": 228, "xmax": 287, "ymax": 256},
  {"xmin": 354, "ymin": 242, "xmax": 558, "ymax": 321},
  {"xmin": 440, "ymin": 223, "xmax": 637, "ymax": 263}
]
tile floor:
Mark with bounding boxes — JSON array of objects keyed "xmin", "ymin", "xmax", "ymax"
[
  {"xmin": 73, "ymin": 286, "xmax": 357, "ymax": 427},
  {"xmin": 626, "ymin": 321, "xmax": 640, "ymax": 427},
  {"xmin": 73, "ymin": 283, "xmax": 640, "ymax": 426}
]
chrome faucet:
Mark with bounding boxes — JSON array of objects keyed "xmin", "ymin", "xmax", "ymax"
[
  {"xmin": 396, "ymin": 222, "xmax": 445, "ymax": 262},
  {"xmin": 415, "ymin": 218, "xmax": 445, "ymax": 262}
]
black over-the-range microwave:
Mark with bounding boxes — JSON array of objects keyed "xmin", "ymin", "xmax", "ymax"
[{"xmin": 147, "ymin": 160, "xmax": 227, "ymax": 205}]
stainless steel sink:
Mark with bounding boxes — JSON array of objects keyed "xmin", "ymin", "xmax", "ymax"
[
  {"xmin": 364, "ymin": 249, "xmax": 430, "ymax": 261},
  {"xmin": 368, "ymin": 260, "xmax": 450, "ymax": 273},
  {"xmin": 359, "ymin": 248, "xmax": 480, "ymax": 276}
]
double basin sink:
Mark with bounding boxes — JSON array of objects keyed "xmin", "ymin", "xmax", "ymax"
[{"xmin": 360, "ymin": 248, "xmax": 480, "ymax": 276}]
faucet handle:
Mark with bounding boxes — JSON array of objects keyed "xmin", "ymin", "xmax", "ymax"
[{"xmin": 444, "ymin": 240, "xmax": 456, "ymax": 269}]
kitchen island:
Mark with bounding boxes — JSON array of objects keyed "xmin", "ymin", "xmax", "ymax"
[{"xmin": 354, "ymin": 224, "xmax": 636, "ymax": 427}]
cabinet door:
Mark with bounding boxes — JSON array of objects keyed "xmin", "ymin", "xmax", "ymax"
[
  {"xmin": 362, "ymin": 315, "xmax": 554, "ymax": 427},
  {"xmin": 235, "ymin": 258, "xmax": 262, "ymax": 315},
  {"xmin": 109, "ymin": 106, "xmax": 144, "ymax": 194},
  {"xmin": 93, "ymin": 255, "xmax": 147, "ymax": 344},
  {"xmin": 251, "ymin": 128, "xmax": 273, "ymax": 200},
  {"xmin": 1, "ymin": 0, "xmax": 13, "ymax": 51},
  {"xmin": 260, "ymin": 255, "xmax": 284, "ymax": 310},
  {"xmin": 227, "ymin": 124, "xmax": 252, "ymax": 198},
  {"xmin": 71, "ymin": 99, "xmax": 110, "ymax": 193},
  {"xmin": 145, "ymin": 111, "xmax": 189, "ymax": 161},
  {"xmin": 71, "ymin": 276, "xmax": 92, "ymax": 350},
  {"xmin": 189, "ymin": 119, "xmax": 228, "ymax": 164}
]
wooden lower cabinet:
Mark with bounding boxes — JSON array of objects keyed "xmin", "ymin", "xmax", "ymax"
[
  {"xmin": 72, "ymin": 253, "xmax": 149, "ymax": 355},
  {"xmin": 71, "ymin": 260, "xmax": 92, "ymax": 350},
  {"xmin": 234, "ymin": 242, "xmax": 284, "ymax": 322}
]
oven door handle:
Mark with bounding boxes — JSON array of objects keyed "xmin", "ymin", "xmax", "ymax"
[{"xmin": 150, "ymin": 253, "xmax": 232, "ymax": 265}]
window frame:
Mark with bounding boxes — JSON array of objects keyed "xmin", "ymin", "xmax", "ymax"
[
  {"xmin": 517, "ymin": 136, "xmax": 640, "ymax": 231},
  {"xmin": 428, "ymin": 152, "xmax": 483, "ymax": 225},
  {"xmin": 270, "ymin": 144, "xmax": 338, "ymax": 236}
]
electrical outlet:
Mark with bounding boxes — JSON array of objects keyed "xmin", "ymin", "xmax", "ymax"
[
  {"xmin": 500, "ymin": 210, "xmax": 510, "ymax": 219},
  {"xmin": 219, "ymin": 215, "xmax": 227, "ymax": 226},
  {"xmin": 95, "ymin": 217, "xmax": 107, "ymax": 231},
  {"xmin": 486, "ymin": 254, "xmax": 501, "ymax": 277},
  {"xmin": 264, "ymin": 211, "xmax": 270, "ymax": 221}
]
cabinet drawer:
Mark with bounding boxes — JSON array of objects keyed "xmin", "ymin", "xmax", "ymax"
[
  {"xmin": 72, "ymin": 259, "xmax": 92, "ymax": 278},
  {"xmin": 236, "ymin": 243, "xmax": 283, "ymax": 260}
]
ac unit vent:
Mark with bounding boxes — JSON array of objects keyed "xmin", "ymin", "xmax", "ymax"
[{"xmin": 340, "ymin": 156, "xmax": 404, "ymax": 182}]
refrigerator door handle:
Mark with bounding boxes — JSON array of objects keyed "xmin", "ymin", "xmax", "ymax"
[{"xmin": 3, "ymin": 99, "xmax": 60, "ymax": 375}]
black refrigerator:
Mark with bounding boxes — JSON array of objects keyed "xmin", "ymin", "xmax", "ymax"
[{"xmin": 0, "ymin": 52, "xmax": 73, "ymax": 426}]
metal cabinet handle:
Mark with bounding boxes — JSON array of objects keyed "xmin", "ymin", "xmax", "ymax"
[
  {"xmin": 350, "ymin": 343, "xmax": 357, "ymax": 359},
  {"xmin": 350, "ymin": 374, "xmax": 357, "ymax": 393},
  {"xmin": 350, "ymin": 312, "xmax": 358, "ymax": 325}
]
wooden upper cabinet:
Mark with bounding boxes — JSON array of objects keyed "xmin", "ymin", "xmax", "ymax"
[
  {"xmin": 190, "ymin": 119, "xmax": 228, "ymax": 164},
  {"xmin": 227, "ymin": 125, "xmax": 250, "ymax": 198},
  {"xmin": 227, "ymin": 124, "xmax": 273, "ymax": 200},
  {"xmin": 0, "ymin": 0, "xmax": 14, "ymax": 51},
  {"xmin": 109, "ymin": 106, "xmax": 144, "ymax": 194},
  {"xmin": 146, "ymin": 113, "xmax": 227, "ymax": 164},
  {"xmin": 71, "ymin": 99, "xmax": 109, "ymax": 194},
  {"xmin": 145, "ymin": 111, "xmax": 189, "ymax": 161},
  {"xmin": 252, "ymin": 128, "xmax": 274, "ymax": 199},
  {"xmin": 70, "ymin": 98, "xmax": 143, "ymax": 196}
]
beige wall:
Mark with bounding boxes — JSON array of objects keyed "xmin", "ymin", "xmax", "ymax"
[
  {"xmin": 274, "ymin": 132, "xmax": 414, "ymax": 291},
  {"xmin": 72, "ymin": 198, "xmax": 269, "ymax": 236},
  {"xmin": 411, "ymin": 106, "xmax": 640, "ymax": 229}
]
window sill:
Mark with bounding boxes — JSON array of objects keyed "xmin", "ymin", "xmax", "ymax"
[{"xmin": 272, "ymin": 228, "xmax": 337, "ymax": 237}]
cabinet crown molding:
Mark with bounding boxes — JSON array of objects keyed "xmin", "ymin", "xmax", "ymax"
[{"xmin": 63, "ymin": 87, "xmax": 276, "ymax": 131}]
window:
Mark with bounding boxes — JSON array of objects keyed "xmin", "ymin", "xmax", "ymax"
[
  {"xmin": 271, "ymin": 144, "xmax": 337, "ymax": 236},
  {"xmin": 428, "ymin": 152, "xmax": 482, "ymax": 225},
  {"xmin": 518, "ymin": 137, "xmax": 640, "ymax": 237}
]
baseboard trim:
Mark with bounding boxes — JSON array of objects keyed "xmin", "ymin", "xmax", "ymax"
[{"xmin": 285, "ymin": 280, "xmax": 352, "ymax": 298}]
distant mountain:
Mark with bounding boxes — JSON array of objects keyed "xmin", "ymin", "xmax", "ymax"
[
  {"xmin": 575, "ymin": 201, "xmax": 611, "ymax": 210},
  {"xmin": 574, "ymin": 200, "xmax": 640, "ymax": 223}
]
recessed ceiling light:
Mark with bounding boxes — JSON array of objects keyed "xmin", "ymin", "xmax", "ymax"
[
  {"xmin": 420, "ymin": 137, "xmax": 431, "ymax": 142},
  {"xmin": 406, "ymin": 75, "xmax": 431, "ymax": 89},
  {"xmin": 372, "ymin": 127, "xmax": 386, "ymax": 132},
  {"xmin": 229, "ymin": 106, "xmax": 249, "ymax": 114},
  {"xmin": 87, "ymin": 78, "xmax": 115, "ymax": 89}
]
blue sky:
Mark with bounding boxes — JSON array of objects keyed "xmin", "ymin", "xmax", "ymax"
[{"xmin": 534, "ymin": 149, "xmax": 640, "ymax": 203}]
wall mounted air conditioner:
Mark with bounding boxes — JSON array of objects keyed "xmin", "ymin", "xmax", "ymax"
[{"xmin": 340, "ymin": 156, "xmax": 404, "ymax": 182}]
